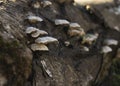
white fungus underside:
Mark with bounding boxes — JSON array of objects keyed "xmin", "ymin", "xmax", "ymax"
[
  {"xmin": 31, "ymin": 44, "xmax": 49, "ymax": 51},
  {"xmin": 35, "ymin": 36, "xmax": 58, "ymax": 44},
  {"xmin": 83, "ymin": 46, "xmax": 89, "ymax": 51},
  {"xmin": 28, "ymin": 16, "xmax": 43, "ymax": 22},
  {"xmin": 101, "ymin": 46, "xmax": 112, "ymax": 53},
  {"xmin": 68, "ymin": 29, "xmax": 83, "ymax": 36},
  {"xmin": 55, "ymin": 19, "xmax": 70, "ymax": 25},
  {"xmin": 104, "ymin": 39, "xmax": 118, "ymax": 45},
  {"xmin": 26, "ymin": 27, "xmax": 38, "ymax": 34},
  {"xmin": 42, "ymin": 1, "xmax": 52, "ymax": 7},
  {"xmin": 31, "ymin": 30, "xmax": 48, "ymax": 38},
  {"xmin": 70, "ymin": 23, "xmax": 81, "ymax": 28},
  {"xmin": 84, "ymin": 34, "xmax": 98, "ymax": 41}
]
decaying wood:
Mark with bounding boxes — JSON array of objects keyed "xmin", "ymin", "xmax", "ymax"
[{"xmin": 0, "ymin": 0, "xmax": 119, "ymax": 86}]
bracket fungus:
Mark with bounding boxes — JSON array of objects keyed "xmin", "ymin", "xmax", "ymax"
[
  {"xmin": 82, "ymin": 33, "xmax": 99, "ymax": 45},
  {"xmin": 35, "ymin": 36, "xmax": 58, "ymax": 44},
  {"xmin": 64, "ymin": 41, "xmax": 70, "ymax": 46},
  {"xmin": 101, "ymin": 46, "xmax": 112, "ymax": 54},
  {"xmin": 82, "ymin": 46, "xmax": 89, "ymax": 52},
  {"xmin": 31, "ymin": 43, "xmax": 49, "ymax": 51},
  {"xmin": 31, "ymin": 29, "xmax": 48, "ymax": 38},
  {"xmin": 25, "ymin": 27, "xmax": 38, "ymax": 34},
  {"xmin": 68, "ymin": 29, "xmax": 85, "ymax": 37},
  {"xmin": 32, "ymin": 1, "xmax": 41, "ymax": 9},
  {"xmin": 69, "ymin": 23, "xmax": 81, "ymax": 29},
  {"xmin": 27, "ymin": 16, "xmax": 43, "ymax": 23},
  {"xmin": 104, "ymin": 39, "xmax": 118, "ymax": 46},
  {"xmin": 41, "ymin": 0, "xmax": 52, "ymax": 8},
  {"xmin": 68, "ymin": 22, "xmax": 85, "ymax": 37},
  {"xmin": 55, "ymin": 19, "xmax": 70, "ymax": 25}
]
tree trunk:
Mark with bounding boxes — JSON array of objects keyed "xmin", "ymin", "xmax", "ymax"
[{"xmin": 0, "ymin": 0, "xmax": 119, "ymax": 86}]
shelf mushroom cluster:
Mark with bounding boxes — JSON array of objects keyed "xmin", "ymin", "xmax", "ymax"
[
  {"xmin": 101, "ymin": 39, "xmax": 118, "ymax": 54},
  {"xmin": 25, "ymin": 15, "xmax": 58, "ymax": 52},
  {"xmin": 55, "ymin": 19, "xmax": 85, "ymax": 37},
  {"xmin": 32, "ymin": 0, "xmax": 52, "ymax": 9},
  {"xmin": 54, "ymin": 19, "xmax": 100, "ymax": 52}
]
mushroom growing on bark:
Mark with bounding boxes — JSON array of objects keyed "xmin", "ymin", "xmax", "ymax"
[
  {"xmin": 69, "ymin": 23, "xmax": 81, "ymax": 29},
  {"xmin": 68, "ymin": 29, "xmax": 85, "ymax": 37},
  {"xmin": 35, "ymin": 36, "xmax": 58, "ymax": 44},
  {"xmin": 82, "ymin": 33, "xmax": 99, "ymax": 45},
  {"xmin": 101, "ymin": 46, "xmax": 112, "ymax": 53},
  {"xmin": 55, "ymin": 19, "xmax": 70, "ymax": 26},
  {"xmin": 31, "ymin": 29, "xmax": 48, "ymax": 38},
  {"xmin": 104, "ymin": 39, "xmax": 118, "ymax": 46},
  {"xmin": 68, "ymin": 22, "xmax": 85, "ymax": 37},
  {"xmin": 32, "ymin": 1, "xmax": 41, "ymax": 9},
  {"xmin": 27, "ymin": 15, "xmax": 43, "ymax": 23},
  {"xmin": 25, "ymin": 27, "xmax": 38, "ymax": 34},
  {"xmin": 41, "ymin": 0, "xmax": 52, "ymax": 7},
  {"xmin": 31, "ymin": 43, "xmax": 49, "ymax": 51}
]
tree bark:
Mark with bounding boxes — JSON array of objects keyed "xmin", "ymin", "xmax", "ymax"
[{"xmin": 0, "ymin": 0, "xmax": 119, "ymax": 86}]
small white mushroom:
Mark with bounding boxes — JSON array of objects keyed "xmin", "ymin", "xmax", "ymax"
[
  {"xmin": 35, "ymin": 36, "xmax": 58, "ymax": 44},
  {"xmin": 104, "ymin": 39, "xmax": 118, "ymax": 46},
  {"xmin": 41, "ymin": 1, "xmax": 52, "ymax": 7},
  {"xmin": 31, "ymin": 29, "xmax": 48, "ymax": 38},
  {"xmin": 41, "ymin": 60, "xmax": 53, "ymax": 78},
  {"xmin": 68, "ymin": 29, "xmax": 85, "ymax": 37},
  {"xmin": 25, "ymin": 27, "xmax": 38, "ymax": 34},
  {"xmin": 27, "ymin": 16, "xmax": 43, "ymax": 23},
  {"xmin": 82, "ymin": 33, "xmax": 99, "ymax": 44},
  {"xmin": 64, "ymin": 41, "xmax": 70, "ymax": 46},
  {"xmin": 69, "ymin": 23, "xmax": 81, "ymax": 29},
  {"xmin": 31, "ymin": 43, "xmax": 49, "ymax": 51},
  {"xmin": 33, "ymin": 1, "xmax": 41, "ymax": 9},
  {"xmin": 101, "ymin": 46, "xmax": 112, "ymax": 53},
  {"xmin": 55, "ymin": 19, "xmax": 70, "ymax": 25},
  {"xmin": 82, "ymin": 46, "xmax": 89, "ymax": 52}
]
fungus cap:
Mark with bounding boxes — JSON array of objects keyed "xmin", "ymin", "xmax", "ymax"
[
  {"xmin": 31, "ymin": 29, "xmax": 48, "ymax": 38},
  {"xmin": 83, "ymin": 33, "xmax": 98, "ymax": 41},
  {"xmin": 68, "ymin": 29, "xmax": 85, "ymax": 37},
  {"xmin": 35, "ymin": 36, "xmax": 58, "ymax": 44},
  {"xmin": 82, "ymin": 46, "xmax": 89, "ymax": 52},
  {"xmin": 101, "ymin": 46, "xmax": 112, "ymax": 53},
  {"xmin": 55, "ymin": 19, "xmax": 70, "ymax": 25},
  {"xmin": 25, "ymin": 27, "xmax": 38, "ymax": 34},
  {"xmin": 104, "ymin": 39, "xmax": 118, "ymax": 46},
  {"xmin": 41, "ymin": 1, "xmax": 52, "ymax": 7},
  {"xmin": 64, "ymin": 41, "xmax": 70, "ymax": 46},
  {"xmin": 31, "ymin": 43, "xmax": 49, "ymax": 51},
  {"xmin": 70, "ymin": 23, "xmax": 81, "ymax": 28},
  {"xmin": 33, "ymin": 1, "xmax": 41, "ymax": 8},
  {"xmin": 27, "ymin": 16, "xmax": 43, "ymax": 23}
]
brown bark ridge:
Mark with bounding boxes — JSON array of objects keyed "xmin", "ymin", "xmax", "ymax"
[{"xmin": 0, "ymin": 0, "xmax": 119, "ymax": 86}]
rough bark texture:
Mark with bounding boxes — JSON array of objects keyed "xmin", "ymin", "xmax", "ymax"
[{"xmin": 0, "ymin": 0, "xmax": 120, "ymax": 86}]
